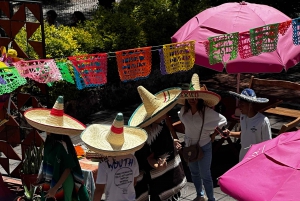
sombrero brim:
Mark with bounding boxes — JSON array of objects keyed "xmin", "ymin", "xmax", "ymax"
[
  {"xmin": 228, "ymin": 91, "xmax": 269, "ymax": 103},
  {"xmin": 80, "ymin": 124, "xmax": 148, "ymax": 156},
  {"xmin": 24, "ymin": 108, "xmax": 86, "ymax": 135},
  {"xmin": 128, "ymin": 87, "xmax": 181, "ymax": 128},
  {"xmin": 178, "ymin": 90, "xmax": 221, "ymax": 107}
]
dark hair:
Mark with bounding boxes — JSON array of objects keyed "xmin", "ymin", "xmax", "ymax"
[
  {"xmin": 73, "ymin": 11, "xmax": 86, "ymax": 22},
  {"xmin": 45, "ymin": 133, "xmax": 77, "ymax": 158},
  {"xmin": 46, "ymin": 10, "xmax": 57, "ymax": 19},
  {"xmin": 183, "ymin": 99, "xmax": 205, "ymax": 116}
]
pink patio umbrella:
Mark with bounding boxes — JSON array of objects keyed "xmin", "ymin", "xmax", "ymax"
[
  {"xmin": 171, "ymin": 1, "xmax": 300, "ymax": 74},
  {"xmin": 218, "ymin": 130, "xmax": 300, "ymax": 201}
]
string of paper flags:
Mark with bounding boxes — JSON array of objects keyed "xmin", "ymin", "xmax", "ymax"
[{"xmin": 1, "ymin": 16, "xmax": 300, "ymax": 95}]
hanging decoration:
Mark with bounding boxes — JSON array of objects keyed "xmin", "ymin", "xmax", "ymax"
[
  {"xmin": 0, "ymin": 17, "xmax": 300, "ymax": 93},
  {"xmin": 0, "ymin": 75, "xmax": 6, "ymax": 84},
  {"xmin": 158, "ymin": 49, "xmax": 167, "ymax": 75},
  {"xmin": 0, "ymin": 67, "xmax": 27, "ymax": 95},
  {"xmin": 68, "ymin": 53, "xmax": 108, "ymax": 90},
  {"xmin": 14, "ymin": 59, "xmax": 62, "ymax": 83},
  {"xmin": 292, "ymin": 18, "xmax": 300, "ymax": 45},
  {"xmin": 55, "ymin": 62, "xmax": 75, "ymax": 84},
  {"xmin": 279, "ymin": 20, "xmax": 292, "ymax": 36},
  {"xmin": 115, "ymin": 47, "xmax": 152, "ymax": 82},
  {"xmin": 203, "ymin": 41, "xmax": 210, "ymax": 57},
  {"xmin": 250, "ymin": 23, "xmax": 279, "ymax": 56},
  {"xmin": 208, "ymin": 33, "xmax": 239, "ymax": 65},
  {"xmin": 162, "ymin": 41, "xmax": 195, "ymax": 74},
  {"xmin": 238, "ymin": 32, "xmax": 253, "ymax": 59}
]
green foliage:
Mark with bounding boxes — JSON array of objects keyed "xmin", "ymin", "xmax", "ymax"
[
  {"xmin": 15, "ymin": 0, "xmax": 212, "ymax": 115},
  {"xmin": 21, "ymin": 143, "xmax": 44, "ymax": 175},
  {"xmin": 15, "ymin": 23, "xmax": 94, "ymax": 59},
  {"xmin": 176, "ymin": 0, "xmax": 210, "ymax": 25},
  {"xmin": 83, "ymin": 6, "xmax": 147, "ymax": 52},
  {"xmin": 23, "ymin": 184, "xmax": 40, "ymax": 201}
]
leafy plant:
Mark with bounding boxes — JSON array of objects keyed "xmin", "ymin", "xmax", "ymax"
[
  {"xmin": 21, "ymin": 143, "xmax": 44, "ymax": 175},
  {"xmin": 22, "ymin": 184, "xmax": 41, "ymax": 201},
  {"xmin": 15, "ymin": 23, "xmax": 94, "ymax": 59}
]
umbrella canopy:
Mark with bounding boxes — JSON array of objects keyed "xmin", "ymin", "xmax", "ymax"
[
  {"xmin": 171, "ymin": 1, "xmax": 300, "ymax": 73},
  {"xmin": 218, "ymin": 130, "xmax": 300, "ymax": 201}
]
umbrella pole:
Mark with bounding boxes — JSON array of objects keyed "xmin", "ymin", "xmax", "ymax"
[{"xmin": 236, "ymin": 73, "xmax": 240, "ymax": 107}]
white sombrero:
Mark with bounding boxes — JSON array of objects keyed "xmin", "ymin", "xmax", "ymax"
[
  {"xmin": 81, "ymin": 113, "xmax": 147, "ymax": 156},
  {"xmin": 128, "ymin": 86, "xmax": 181, "ymax": 128},
  {"xmin": 229, "ymin": 88, "xmax": 269, "ymax": 103},
  {"xmin": 178, "ymin": 73, "xmax": 221, "ymax": 107},
  {"xmin": 24, "ymin": 96, "xmax": 86, "ymax": 135}
]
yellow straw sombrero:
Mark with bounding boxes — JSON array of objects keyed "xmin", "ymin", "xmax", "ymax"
[
  {"xmin": 81, "ymin": 113, "xmax": 147, "ymax": 156},
  {"xmin": 24, "ymin": 96, "xmax": 86, "ymax": 135},
  {"xmin": 128, "ymin": 86, "xmax": 181, "ymax": 128},
  {"xmin": 178, "ymin": 73, "xmax": 221, "ymax": 107}
]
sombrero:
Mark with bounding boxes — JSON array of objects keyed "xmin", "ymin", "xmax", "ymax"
[
  {"xmin": 128, "ymin": 86, "xmax": 181, "ymax": 128},
  {"xmin": 80, "ymin": 113, "xmax": 147, "ymax": 156},
  {"xmin": 228, "ymin": 88, "xmax": 269, "ymax": 103},
  {"xmin": 24, "ymin": 96, "xmax": 86, "ymax": 135},
  {"xmin": 178, "ymin": 73, "xmax": 221, "ymax": 107}
]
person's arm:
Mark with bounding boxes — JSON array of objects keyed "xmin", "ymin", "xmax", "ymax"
[
  {"xmin": 261, "ymin": 117, "xmax": 272, "ymax": 141},
  {"xmin": 93, "ymin": 184, "xmax": 105, "ymax": 201},
  {"xmin": 134, "ymin": 177, "xmax": 138, "ymax": 186},
  {"xmin": 222, "ymin": 128, "xmax": 241, "ymax": 138},
  {"xmin": 45, "ymin": 168, "xmax": 71, "ymax": 198},
  {"xmin": 229, "ymin": 131, "xmax": 241, "ymax": 138},
  {"xmin": 165, "ymin": 115, "xmax": 182, "ymax": 150},
  {"xmin": 165, "ymin": 115, "xmax": 179, "ymax": 140},
  {"xmin": 210, "ymin": 130, "xmax": 219, "ymax": 142}
]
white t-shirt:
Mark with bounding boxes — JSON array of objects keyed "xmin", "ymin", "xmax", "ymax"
[
  {"xmin": 96, "ymin": 154, "xmax": 139, "ymax": 201},
  {"xmin": 178, "ymin": 106, "xmax": 227, "ymax": 147},
  {"xmin": 239, "ymin": 112, "xmax": 272, "ymax": 161}
]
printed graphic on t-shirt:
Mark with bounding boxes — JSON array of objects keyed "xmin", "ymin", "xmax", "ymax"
[
  {"xmin": 250, "ymin": 126, "xmax": 257, "ymax": 133},
  {"xmin": 115, "ymin": 167, "xmax": 133, "ymax": 194},
  {"xmin": 106, "ymin": 157, "xmax": 135, "ymax": 195}
]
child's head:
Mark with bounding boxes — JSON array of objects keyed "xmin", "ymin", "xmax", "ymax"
[
  {"xmin": 238, "ymin": 99, "xmax": 255, "ymax": 115},
  {"xmin": 229, "ymin": 88, "xmax": 269, "ymax": 116}
]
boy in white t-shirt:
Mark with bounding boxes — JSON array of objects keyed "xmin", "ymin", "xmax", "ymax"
[
  {"xmin": 80, "ymin": 113, "xmax": 148, "ymax": 201},
  {"xmin": 95, "ymin": 154, "xmax": 139, "ymax": 201},
  {"xmin": 224, "ymin": 88, "xmax": 272, "ymax": 161}
]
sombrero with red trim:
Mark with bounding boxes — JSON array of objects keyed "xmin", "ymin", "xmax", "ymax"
[
  {"xmin": 178, "ymin": 73, "xmax": 221, "ymax": 107},
  {"xmin": 128, "ymin": 86, "xmax": 182, "ymax": 128},
  {"xmin": 24, "ymin": 96, "xmax": 86, "ymax": 135},
  {"xmin": 81, "ymin": 113, "xmax": 147, "ymax": 156}
]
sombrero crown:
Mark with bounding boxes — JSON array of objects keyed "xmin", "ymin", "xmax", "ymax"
[
  {"xmin": 179, "ymin": 73, "xmax": 221, "ymax": 107},
  {"xmin": 128, "ymin": 86, "xmax": 181, "ymax": 128},
  {"xmin": 81, "ymin": 113, "xmax": 148, "ymax": 156},
  {"xmin": 24, "ymin": 96, "xmax": 86, "ymax": 135}
]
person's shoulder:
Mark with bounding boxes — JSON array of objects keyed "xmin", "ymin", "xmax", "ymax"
[
  {"xmin": 256, "ymin": 112, "xmax": 267, "ymax": 119},
  {"xmin": 55, "ymin": 140, "xmax": 70, "ymax": 154},
  {"xmin": 205, "ymin": 106, "xmax": 220, "ymax": 115}
]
